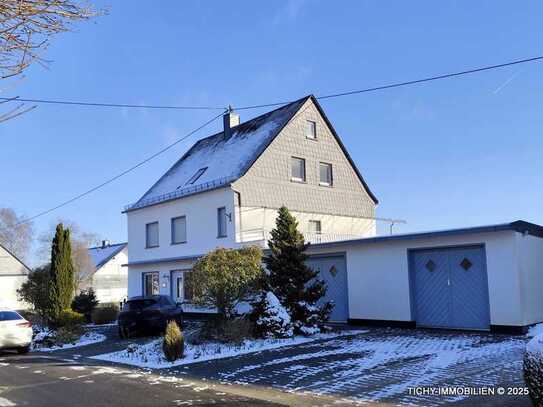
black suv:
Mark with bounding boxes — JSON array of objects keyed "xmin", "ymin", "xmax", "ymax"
[{"xmin": 118, "ymin": 295, "xmax": 183, "ymax": 338}]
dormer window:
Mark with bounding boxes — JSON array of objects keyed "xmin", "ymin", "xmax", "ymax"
[
  {"xmin": 185, "ymin": 167, "xmax": 207, "ymax": 186},
  {"xmin": 306, "ymin": 120, "xmax": 317, "ymax": 139}
]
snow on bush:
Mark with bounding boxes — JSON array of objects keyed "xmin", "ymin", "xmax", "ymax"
[
  {"xmin": 32, "ymin": 325, "xmax": 106, "ymax": 352},
  {"xmin": 253, "ymin": 291, "xmax": 293, "ymax": 338},
  {"xmin": 524, "ymin": 333, "xmax": 543, "ymax": 406}
]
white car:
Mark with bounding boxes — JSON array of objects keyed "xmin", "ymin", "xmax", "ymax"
[{"xmin": 0, "ymin": 309, "xmax": 32, "ymax": 354}]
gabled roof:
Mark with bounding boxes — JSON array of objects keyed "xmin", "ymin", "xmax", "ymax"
[
  {"xmin": 125, "ymin": 95, "xmax": 377, "ymax": 212},
  {"xmin": 0, "ymin": 242, "xmax": 31, "ymax": 276},
  {"xmin": 88, "ymin": 242, "xmax": 127, "ymax": 271}
]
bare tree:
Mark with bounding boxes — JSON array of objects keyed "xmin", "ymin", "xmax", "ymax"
[
  {"xmin": 38, "ymin": 218, "xmax": 99, "ymax": 291},
  {"xmin": 0, "ymin": 0, "xmax": 101, "ymax": 121},
  {"xmin": 0, "ymin": 207, "xmax": 33, "ymax": 260}
]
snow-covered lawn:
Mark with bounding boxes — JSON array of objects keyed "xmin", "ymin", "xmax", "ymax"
[
  {"xmin": 33, "ymin": 328, "xmax": 106, "ymax": 352},
  {"xmin": 91, "ymin": 330, "xmax": 364, "ymax": 369}
]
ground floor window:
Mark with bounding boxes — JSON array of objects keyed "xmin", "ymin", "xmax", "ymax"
[
  {"xmin": 142, "ymin": 272, "xmax": 159, "ymax": 296},
  {"xmin": 183, "ymin": 271, "xmax": 194, "ymax": 302}
]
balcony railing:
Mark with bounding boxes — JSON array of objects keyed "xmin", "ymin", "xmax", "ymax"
[
  {"xmin": 124, "ymin": 176, "xmax": 233, "ymax": 212},
  {"xmin": 237, "ymin": 228, "xmax": 362, "ymax": 245}
]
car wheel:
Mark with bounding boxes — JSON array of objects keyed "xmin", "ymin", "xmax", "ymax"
[{"xmin": 17, "ymin": 345, "xmax": 30, "ymax": 354}]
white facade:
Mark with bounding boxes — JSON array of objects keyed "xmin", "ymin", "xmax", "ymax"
[
  {"xmin": 125, "ymin": 96, "xmax": 377, "ymax": 303},
  {"xmin": 0, "ymin": 244, "xmax": 30, "ymax": 310},
  {"xmin": 307, "ymin": 225, "xmax": 543, "ymax": 330}
]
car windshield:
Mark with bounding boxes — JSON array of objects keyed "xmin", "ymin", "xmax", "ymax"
[
  {"xmin": 124, "ymin": 299, "xmax": 156, "ymax": 310},
  {"xmin": 0, "ymin": 311, "xmax": 23, "ymax": 321}
]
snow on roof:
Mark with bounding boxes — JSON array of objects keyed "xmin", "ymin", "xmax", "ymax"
[
  {"xmin": 88, "ymin": 242, "xmax": 127, "ymax": 270},
  {"xmin": 128, "ymin": 96, "xmax": 310, "ymax": 211}
]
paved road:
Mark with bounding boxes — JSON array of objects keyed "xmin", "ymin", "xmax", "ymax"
[{"xmin": 0, "ymin": 352, "xmax": 282, "ymax": 407}]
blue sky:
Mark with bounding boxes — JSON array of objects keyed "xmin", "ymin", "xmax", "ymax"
[{"xmin": 2, "ymin": 1, "xmax": 543, "ymax": 265}]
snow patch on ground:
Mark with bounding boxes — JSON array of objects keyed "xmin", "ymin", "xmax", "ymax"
[
  {"xmin": 527, "ymin": 333, "xmax": 543, "ymax": 356},
  {"xmin": 33, "ymin": 331, "xmax": 106, "ymax": 352},
  {"xmin": 92, "ymin": 330, "xmax": 364, "ymax": 369},
  {"xmin": 527, "ymin": 323, "xmax": 543, "ymax": 337}
]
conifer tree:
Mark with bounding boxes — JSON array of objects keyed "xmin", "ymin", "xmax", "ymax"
[
  {"xmin": 263, "ymin": 206, "xmax": 332, "ymax": 334},
  {"xmin": 48, "ymin": 223, "xmax": 75, "ymax": 320}
]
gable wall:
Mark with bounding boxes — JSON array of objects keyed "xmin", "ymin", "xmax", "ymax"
[
  {"xmin": 92, "ymin": 247, "xmax": 128, "ymax": 304},
  {"xmin": 232, "ymin": 98, "xmax": 376, "ymax": 219},
  {"xmin": 0, "ymin": 245, "xmax": 29, "ymax": 309}
]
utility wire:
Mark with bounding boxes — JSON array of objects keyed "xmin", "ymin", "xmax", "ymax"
[
  {"xmin": 235, "ymin": 55, "xmax": 543, "ymax": 110},
  {"xmin": 2, "ymin": 55, "xmax": 542, "ymax": 112},
  {"xmin": 0, "ymin": 97, "xmax": 226, "ymax": 111},
  {"xmin": 16, "ymin": 111, "xmax": 225, "ymax": 225}
]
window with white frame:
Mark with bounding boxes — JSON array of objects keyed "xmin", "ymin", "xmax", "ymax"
[
  {"xmin": 143, "ymin": 272, "xmax": 159, "ymax": 296},
  {"xmin": 308, "ymin": 220, "xmax": 322, "ymax": 235},
  {"xmin": 319, "ymin": 162, "xmax": 333, "ymax": 186},
  {"xmin": 145, "ymin": 222, "xmax": 159, "ymax": 248},
  {"xmin": 217, "ymin": 207, "xmax": 227, "ymax": 238},
  {"xmin": 291, "ymin": 157, "xmax": 306, "ymax": 182},
  {"xmin": 306, "ymin": 120, "xmax": 317, "ymax": 139},
  {"xmin": 171, "ymin": 216, "xmax": 187, "ymax": 244}
]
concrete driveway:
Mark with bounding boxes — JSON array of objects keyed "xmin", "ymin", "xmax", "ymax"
[{"xmin": 167, "ymin": 327, "xmax": 531, "ymax": 406}]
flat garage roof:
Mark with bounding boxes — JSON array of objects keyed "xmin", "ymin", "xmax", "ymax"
[{"xmin": 310, "ymin": 220, "xmax": 543, "ymax": 250}]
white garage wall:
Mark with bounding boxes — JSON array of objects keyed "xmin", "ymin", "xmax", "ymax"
[
  {"xmin": 517, "ymin": 234, "xmax": 543, "ymax": 326},
  {"xmin": 308, "ymin": 230, "xmax": 526, "ymax": 327}
]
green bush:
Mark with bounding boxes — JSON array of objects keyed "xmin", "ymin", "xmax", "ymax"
[
  {"xmin": 91, "ymin": 304, "xmax": 119, "ymax": 325},
  {"xmin": 55, "ymin": 309, "xmax": 85, "ymax": 328},
  {"xmin": 71, "ymin": 289, "xmax": 99, "ymax": 323},
  {"xmin": 162, "ymin": 320, "xmax": 184, "ymax": 362}
]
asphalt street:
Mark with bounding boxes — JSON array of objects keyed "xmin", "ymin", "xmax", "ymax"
[{"xmin": 0, "ymin": 352, "xmax": 282, "ymax": 407}]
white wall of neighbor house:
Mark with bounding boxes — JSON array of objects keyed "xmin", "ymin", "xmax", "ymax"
[
  {"xmin": 0, "ymin": 245, "xmax": 29, "ymax": 310},
  {"xmin": 235, "ymin": 206, "xmax": 376, "ymax": 244},
  {"xmin": 516, "ymin": 233, "xmax": 543, "ymax": 326},
  {"xmin": 307, "ymin": 230, "xmax": 531, "ymax": 327},
  {"xmin": 92, "ymin": 247, "xmax": 128, "ymax": 305},
  {"xmin": 126, "ymin": 187, "xmax": 237, "ymax": 263}
]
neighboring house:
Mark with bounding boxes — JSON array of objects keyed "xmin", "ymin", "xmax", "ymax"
[
  {"xmin": 124, "ymin": 95, "xmax": 377, "ymax": 312},
  {"xmin": 0, "ymin": 243, "xmax": 31, "ymax": 310},
  {"xmin": 87, "ymin": 241, "xmax": 128, "ymax": 305}
]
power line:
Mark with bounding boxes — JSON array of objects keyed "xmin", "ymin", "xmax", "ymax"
[
  {"xmin": 0, "ymin": 97, "xmax": 226, "ymax": 111},
  {"xmin": 235, "ymin": 55, "xmax": 543, "ymax": 110},
  {"xmin": 16, "ymin": 111, "xmax": 225, "ymax": 225}
]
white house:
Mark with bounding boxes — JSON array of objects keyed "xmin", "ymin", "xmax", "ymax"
[
  {"xmin": 0, "ymin": 243, "xmax": 31, "ymax": 310},
  {"xmin": 123, "ymin": 94, "xmax": 543, "ymax": 332},
  {"xmin": 87, "ymin": 241, "xmax": 128, "ymax": 305},
  {"xmin": 124, "ymin": 95, "xmax": 377, "ymax": 314}
]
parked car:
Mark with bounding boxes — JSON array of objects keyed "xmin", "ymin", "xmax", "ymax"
[
  {"xmin": 117, "ymin": 295, "xmax": 183, "ymax": 338},
  {"xmin": 0, "ymin": 309, "xmax": 32, "ymax": 354}
]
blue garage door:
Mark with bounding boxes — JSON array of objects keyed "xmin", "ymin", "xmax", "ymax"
[
  {"xmin": 306, "ymin": 255, "xmax": 348, "ymax": 322},
  {"xmin": 410, "ymin": 246, "xmax": 490, "ymax": 330}
]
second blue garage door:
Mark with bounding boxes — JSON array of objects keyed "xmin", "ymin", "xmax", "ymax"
[
  {"xmin": 410, "ymin": 245, "xmax": 491, "ymax": 331},
  {"xmin": 306, "ymin": 254, "xmax": 349, "ymax": 322}
]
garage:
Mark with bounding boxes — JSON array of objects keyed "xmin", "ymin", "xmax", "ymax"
[
  {"xmin": 409, "ymin": 245, "xmax": 490, "ymax": 330},
  {"xmin": 306, "ymin": 254, "xmax": 348, "ymax": 322},
  {"xmin": 306, "ymin": 221, "xmax": 543, "ymax": 333}
]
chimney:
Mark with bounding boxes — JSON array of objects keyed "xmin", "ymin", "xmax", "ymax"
[
  {"xmin": 101, "ymin": 240, "xmax": 110, "ymax": 249},
  {"xmin": 223, "ymin": 105, "xmax": 240, "ymax": 139}
]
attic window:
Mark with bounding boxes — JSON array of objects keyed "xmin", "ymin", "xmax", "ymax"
[
  {"xmin": 185, "ymin": 167, "xmax": 207, "ymax": 186},
  {"xmin": 306, "ymin": 120, "xmax": 317, "ymax": 139}
]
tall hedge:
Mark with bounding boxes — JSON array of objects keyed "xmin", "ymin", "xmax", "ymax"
[{"xmin": 48, "ymin": 223, "xmax": 75, "ymax": 320}]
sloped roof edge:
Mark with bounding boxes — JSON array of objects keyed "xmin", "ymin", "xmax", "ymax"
[{"xmin": 0, "ymin": 242, "xmax": 31, "ymax": 275}]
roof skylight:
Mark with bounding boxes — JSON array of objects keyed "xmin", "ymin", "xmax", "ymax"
[{"xmin": 184, "ymin": 167, "xmax": 208, "ymax": 186}]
